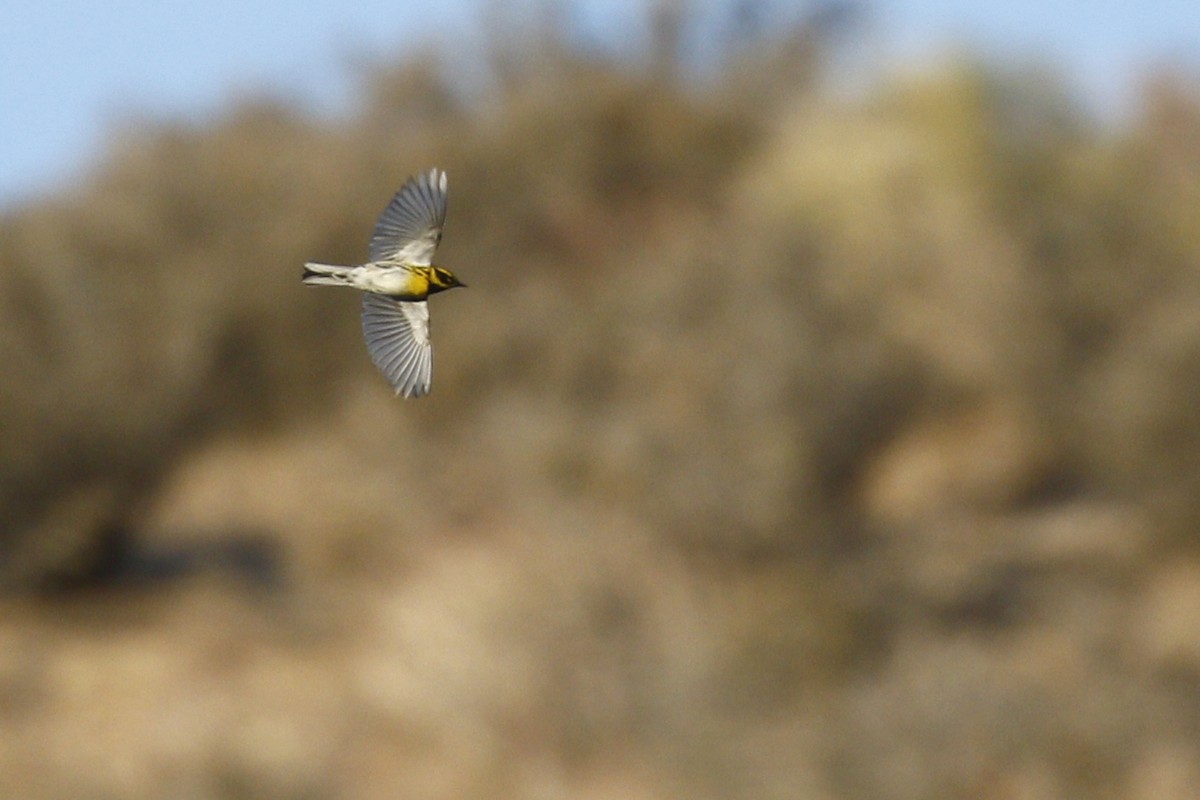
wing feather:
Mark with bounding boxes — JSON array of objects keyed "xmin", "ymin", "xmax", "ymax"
[
  {"xmin": 361, "ymin": 293, "xmax": 432, "ymax": 397},
  {"xmin": 369, "ymin": 168, "xmax": 448, "ymax": 266}
]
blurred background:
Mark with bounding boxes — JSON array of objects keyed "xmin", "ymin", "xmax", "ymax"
[{"xmin": 2, "ymin": 1, "xmax": 1200, "ymax": 797}]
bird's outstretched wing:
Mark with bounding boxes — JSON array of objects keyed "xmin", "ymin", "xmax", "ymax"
[
  {"xmin": 369, "ymin": 168, "xmax": 448, "ymax": 266},
  {"xmin": 361, "ymin": 293, "xmax": 432, "ymax": 397}
]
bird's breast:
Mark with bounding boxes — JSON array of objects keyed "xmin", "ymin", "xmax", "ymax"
[{"xmin": 353, "ymin": 266, "xmax": 429, "ymax": 300}]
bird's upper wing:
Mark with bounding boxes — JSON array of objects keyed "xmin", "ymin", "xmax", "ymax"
[
  {"xmin": 361, "ymin": 293, "xmax": 432, "ymax": 398},
  {"xmin": 369, "ymin": 168, "xmax": 448, "ymax": 266}
]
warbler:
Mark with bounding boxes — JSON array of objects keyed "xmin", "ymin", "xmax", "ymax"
[{"xmin": 302, "ymin": 168, "xmax": 466, "ymax": 398}]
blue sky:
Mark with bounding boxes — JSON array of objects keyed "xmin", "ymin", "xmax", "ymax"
[{"xmin": 3, "ymin": 1, "xmax": 1197, "ymax": 209}]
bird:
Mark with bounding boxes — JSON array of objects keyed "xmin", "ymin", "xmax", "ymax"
[{"xmin": 302, "ymin": 168, "xmax": 466, "ymax": 398}]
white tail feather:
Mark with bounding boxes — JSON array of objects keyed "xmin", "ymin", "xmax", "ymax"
[{"xmin": 302, "ymin": 262, "xmax": 353, "ymax": 287}]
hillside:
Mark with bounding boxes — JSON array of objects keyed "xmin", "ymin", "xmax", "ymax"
[{"xmin": 1, "ymin": 11, "xmax": 1200, "ymax": 799}]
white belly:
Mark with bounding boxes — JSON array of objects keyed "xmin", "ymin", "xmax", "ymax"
[{"xmin": 350, "ymin": 266, "xmax": 418, "ymax": 296}]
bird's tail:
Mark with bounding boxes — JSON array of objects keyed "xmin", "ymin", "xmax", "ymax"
[{"xmin": 302, "ymin": 262, "xmax": 354, "ymax": 287}]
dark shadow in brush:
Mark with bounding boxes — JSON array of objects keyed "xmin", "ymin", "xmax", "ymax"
[{"xmin": 38, "ymin": 525, "xmax": 284, "ymax": 594}]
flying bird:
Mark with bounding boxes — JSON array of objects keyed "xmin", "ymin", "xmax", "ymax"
[{"xmin": 302, "ymin": 168, "xmax": 465, "ymax": 397}]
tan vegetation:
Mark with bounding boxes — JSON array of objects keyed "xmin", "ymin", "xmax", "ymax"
[{"xmin": 1, "ymin": 5, "xmax": 1199, "ymax": 798}]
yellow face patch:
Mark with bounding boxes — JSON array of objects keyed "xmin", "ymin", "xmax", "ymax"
[
  {"xmin": 424, "ymin": 266, "xmax": 464, "ymax": 294},
  {"xmin": 386, "ymin": 265, "xmax": 461, "ymax": 300}
]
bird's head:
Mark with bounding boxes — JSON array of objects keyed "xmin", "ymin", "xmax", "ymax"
[{"xmin": 429, "ymin": 266, "xmax": 467, "ymax": 293}]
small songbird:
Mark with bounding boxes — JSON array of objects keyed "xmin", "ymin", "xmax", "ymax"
[{"xmin": 302, "ymin": 168, "xmax": 465, "ymax": 398}]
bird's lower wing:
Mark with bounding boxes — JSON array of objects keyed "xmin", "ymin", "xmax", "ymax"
[{"xmin": 361, "ymin": 294, "xmax": 432, "ymax": 398}]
